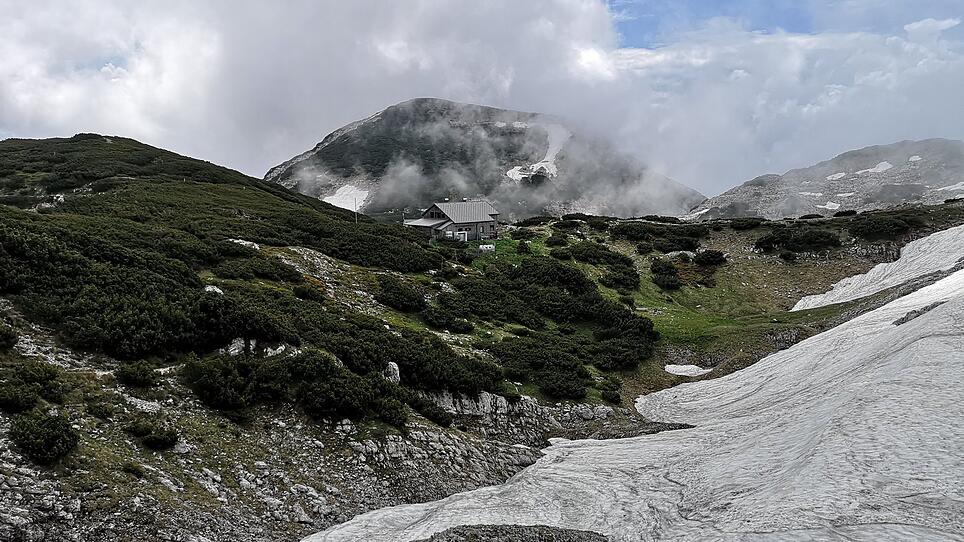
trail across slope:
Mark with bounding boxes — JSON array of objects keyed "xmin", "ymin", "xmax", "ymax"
[{"xmin": 307, "ymin": 238, "xmax": 964, "ymax": 541}]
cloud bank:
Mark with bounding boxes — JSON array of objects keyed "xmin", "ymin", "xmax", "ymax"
[{"xmin": 1, "ymin": 0, "xmax": 962, "ymax": 195}]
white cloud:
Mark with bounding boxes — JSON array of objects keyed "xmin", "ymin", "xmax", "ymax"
[{"xmin": 0, "ymin": 1, "xmax": 962, "ymax": 196}]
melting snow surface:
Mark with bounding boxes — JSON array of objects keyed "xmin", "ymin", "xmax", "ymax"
[
  {"xmin": 836, "ymin": 192, "xmax": 855, "ymax": 197},
  {"xmin": 504, "ymin": 123, "xmax": 572, "ymax": 180},
  {"xmin": 936, "ymin": 182, "xmax": 964, "ymax": 191},
  {"xmin": 816, "ymin": 201, "xmax": 840, "ymax": 210},
  {"xmin": 908, "ymin": 155, "xmax": 922, "ymax": 162},
  {"xmin": 663, "ymin": 364, "xmax": 711, "ymax": 376},
  {"xmin": 798, "ymin": 191, "xmax": 823, "ymax": 197},
  {"xmin": 308, "ymin": 258, "xmax": 964, "ymax": 541},
  {"xmin": 323, "ymin": 185, "xmax": 369, "ymax": 211},
  {"xmin": 793, "ymin": 224, "xmax": 964, "ymax": 310},
  {"xmin": 856, "ymin": 161, "xmax": 893, "ymax": 174},
  {"xmin": 825, "ymin": 172, "xmax": 846, "ymax": 181},
  {"xmin": 681, "ymin": 208, "xmax": 710, "ymax": 221}
]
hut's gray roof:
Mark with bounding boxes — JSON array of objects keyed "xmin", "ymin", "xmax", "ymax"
[{"xmin": 433, "ymin": 201, "xmax": 499, "ymax": 223}]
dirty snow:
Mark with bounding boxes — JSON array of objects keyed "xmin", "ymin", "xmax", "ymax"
[
  {"xmin": 680, "ymin": 208, "xmax": 710, "ymax": 221},
  {"xmin": 228, "ymin": 239, "xmax": 261, "ymax": 251},
  {"xmin": 936, "ymin": 182, "xmax": 964, "ymax": 191},
  {"xmin": 505, "ymin": 123, "xmax": 571, "ymax": 181},
  {"xmin": 793, "ymin": 224, "xmax": 964, "ymax": 310},
  {"xmin": 856, "ymin": 161, "xmax": 893, "ymax": 174},
  {"xmin": 308, "ymin": 259, "xmax": 964, "ymax": 541},
  {"xmin": 908, "ymin": 155, "xmax": 922, "ymax": 162},
  {"xmin": 505, "ymin": 166, "xmax": 527, "ymax": 182},
  {"xmin": 663, "ymin": 364, "xmax": 711, "ymax": 377},
  {"xmin": 825, "ymin": 172, "xmax": 846, "ymax": 181},
  {"xmin": 816, "ymin": 201, "xmax": 841, "ymax": 210},
  {"xmin": 323, "ymin": 185, "xmax": 369, "ymax": 211}
]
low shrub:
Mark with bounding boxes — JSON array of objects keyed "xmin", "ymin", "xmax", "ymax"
[
  {"xmin": 635, "ymin": 242, "xmax": 653, "ymax": 254},
  {"xmin": 654, "ymin": 236, "xmax": 699, "ymax": 253},
  {"xmin": 848, "ymin": 215, "xmax": 915, "ymax": 241},
  {"xmin": 0, "ymin": 324, "xmax": 18, "ymax": 350},
  {"xmin": 694, "ymin": 250, "xmax": 726, "ymax": 266},
  {"xmin": 544, "ymin": 234, "xmax": 568, "ymax": 247},
  {"xmin": 549, "ymin": 248, "xmax": 572, "ymax": 260},
  {"xmin": 552, "ymin": 220, "xmax": 580, "ymax": 230},
  {"xmin": 0, "ymin": 382, "xmax": 40, "ymax": 413},
  {"xmin": 514, "ymin": 216, "xmax": 553, "ymax": 227},
  {"xmin": 115, "ymin": 360, "xmax": 159, "ymax": 388},
  {"xmin": 293, "ymin": 285, "xmax": 326, "ymax": 302},
  {"xmin": 516, "ymin": 241, "xmax": 532, "ymax": 254},
  {"xmin": 10, "ymin": 409, "xmax": 79, "ymax": 464},
  {"xmin": 421, "ymin": 304, "xmax": 474, "ymax": 333},
  {"xmin": 729, "ymin": 217, "xmax": 766, "ymax": 230},
  {"xmin": 509, "ymin": 228, "xmax": 537, "ymax": 240},
  {"xmin": 799, "ymin": 213, "xmax": 824, "ymax": 220},
  {"xmin": 779, "ymin": 250, "xmax": 797, "ymax": 262},
  {"xmin": 833, "ymin": 210, "xmax": 857, "ymax": 217},
  {"xmin": 755, "ymin": 227, "xmax": 840, "ymax": 253},
  {"xmin": 126, "ymin": 415, "xmax": 179, "ymax": 450},
  {"xmin": 375, "ymin": 275, "xmax": 426, "ymax": 312},
  {"xmin": 650, "ymin": 258, "xmax": 682, "ymax": 290}
]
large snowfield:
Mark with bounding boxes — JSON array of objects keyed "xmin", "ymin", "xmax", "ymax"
[
  {"xmin": 307, "ymin": 227, "xmax": 964, "ymax": 542},
  {"xmin": 321, "ymin": 185, "xmax": 369, "ymax": 211}
]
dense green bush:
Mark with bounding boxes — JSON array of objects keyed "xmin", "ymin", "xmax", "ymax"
[
  {"xmin": 509, "ymin": 228, "xmax": 537, "ymax": 240},
  {"xmin": 635, "ymin": 242, "xmax": 653, "ymax": 254},
  {"xmin": 694, "ymin": 250, "xmax": 726, "ymax": 266},
  {"xmin": 212, "ymin": 256, "xmax": 303, "ymax": 283},
  {"xmin": 552, "ymin": 220, "xmax": 580, "ymax": 230},
  {"xmin": 126, "ymin": 415, "xmax": 179, "ymax": 450},
  {"xmin": 779, "ymin": 250, "xmax": 798, "ymax": 262},
  {"xmin": 653, "ymin": 236, "xmax": 699, "ymax": 253},
  {"xmin": 755, "ymin": 227, "xmax": 841, "ymax": 253},
  {"xmin": 375, "ymin": 275, "xmax": 426, "ymax": 312},
  {"xmin": 798, "ymin": 213, "xmax": 824, "ymax": 220},
  {"xmin": 650, "ymin": 258, "xmax": 682, "ymax": 290},
  {"xmin": 729, "ymin": 217, "xmax": 766, "ymax": 230},
  {"xmin": 10, "ymin": 408, "xmax": 79, "ymax": 464},
  {"xmin": 544, "ymin": 234, "xmax": 568, "ymax": 247},
  {"xmin": 115, "ymin": 360, "xmax": 159, "ymax": 388},
  {"xmin": 568, "ymin": 242, "xmax": 639, "ymax": 290},
  {"xmin": 292, "ymin": 284, "xmax": 326, "ymax": 302},
  {"xmin": 514, "ymin": 216, "xmax": 553, "ymax": 227},
  {"xmin": 549, "ymin": 248, "xmax": 572, "ymax": 260},
  {"xmin": 848, "ymin": 215, "xmax": 914, "ymax": 241},
  {"xmin": 492, "ymin": 334, "xmax": 590, "ymax": 399},
  {"xmin": 0, "ymin": 381, "xmax": 40, "ymax": 413},
  {"xmin": 516, "ymin": 240, "xmax": 532, "ymax": 254},
  {"xmin": 0, "ymin": 324, "xmax": 17, "ymax": 350},
  {"xmin": 833, "ymin": 210, "xmax": 857, "ymax": 217}
]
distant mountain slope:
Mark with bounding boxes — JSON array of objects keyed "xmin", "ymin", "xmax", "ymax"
[
  {"xmin": 265, "ymin": 98, "xmax": 704, "ymax": 218},
  {"xmin": 690, "ymin": 139, "xmax": 964, "ymax": 220}
]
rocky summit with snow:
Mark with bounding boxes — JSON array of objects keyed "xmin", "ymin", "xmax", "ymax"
[
  {"xmin": 264, "ymin": 98, "xmax": 705, "ymax": 219},
  {"xmin": 691, "ymin": 138, "xmax": 964, "ymax": 220}
]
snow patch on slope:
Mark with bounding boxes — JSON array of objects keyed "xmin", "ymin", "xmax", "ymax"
[
  {"xmin": 505, "ymin": 123, "xmax": 572, "ymax": 181},
  {"xmin": 308, "ymin": 262, "xmax": 964, "ymax": 541},
  {"xmin": 908, "ymin": 155, "xmax": 922, "ymax": 162},
  {"xmin": 856, "ymin": 161, "xmax": 893, "ymax": 174},
  {"xmin": 323, "ymin": 185, "xmax": 369, "ymax": 211},
  {"xmin": 793, "ymin": 224, "xmax": 964, "ymax": 310},
  {"xmin": 663, "ymin": 364, "xmax": 711, "ymax": 377},
  {"xmin": 816, "ymin": 201, "xmax": 840, "ymax": 210},
  {"xmin": 936, "ymin": 182, "xmax": 964, "ymax": 191},
  {"xmin": 825, "ymin": 172, "xmax": 846, "ymax": 181}
]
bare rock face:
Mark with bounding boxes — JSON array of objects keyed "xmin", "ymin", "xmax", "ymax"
[
  {"xmin": 264, "ymin": 98, "xmax": 704, "ymax": 218},
  {"xmin": 691, "ymin": 138, "xmax": 964, "ymax": 220}
]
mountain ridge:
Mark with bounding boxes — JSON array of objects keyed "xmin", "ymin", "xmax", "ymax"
[
  {"xmin": 264, "ymin": 97, "xmax": 705, "ymax": 218},
  {"xmin": 691, "ymin": 138, "xmax": 964, "ymax": 219}
]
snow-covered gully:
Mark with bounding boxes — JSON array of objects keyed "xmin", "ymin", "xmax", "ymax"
[{"xmin": 307, "ymin": 239, "xmax": 964, "ymax": 541}]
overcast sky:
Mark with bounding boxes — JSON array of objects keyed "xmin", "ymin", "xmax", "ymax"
[{"xmin": 1, "ymin": 0, "xmax": 962, "ymax": 195}]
